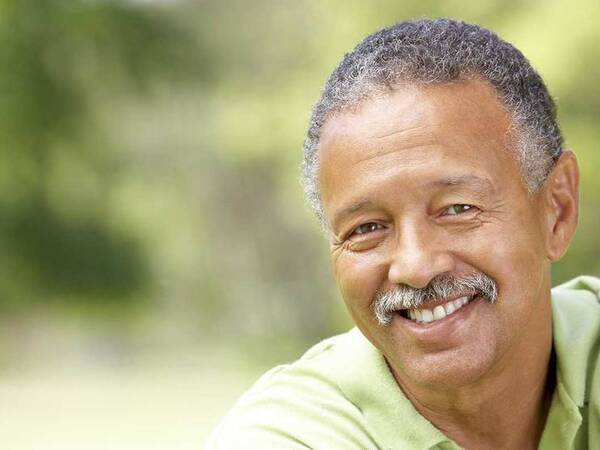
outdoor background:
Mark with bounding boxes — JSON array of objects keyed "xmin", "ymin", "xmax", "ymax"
[{"xmin": 1, "ymin": 1, "xmax": 598, "ymax": 449}]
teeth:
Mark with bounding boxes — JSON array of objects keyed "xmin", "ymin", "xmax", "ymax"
[
  {"xmin": 421, "ymin": 309, "xmax": 434, "ymax": 323},
  {"xmin": 415, "ymin": 309, "xmax": 423, "ymax": 322},
  {"xmin": 407, "ymin": 295, "xmax": 474, "ymax": 324},
  {"xmin": 432, "ymin": 305, "xmax": 446, "ymax": 320}
]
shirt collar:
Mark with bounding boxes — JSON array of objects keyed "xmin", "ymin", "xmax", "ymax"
[
  {"xmin": 550, "ymin": 276, "xmax": 600, "ymax": 407},
  {"xmin": 537, "ymin": 278, "xmax": 600, "ymax": 448}
]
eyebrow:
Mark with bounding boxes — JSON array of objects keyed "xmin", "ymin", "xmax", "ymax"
[
  {"xmin": 330, "ymin": 175, "xmax": 494, "ymax": 230},
  {"xmin": 331, "ymin": 199, "xmax": 375, "ymax": 230}
]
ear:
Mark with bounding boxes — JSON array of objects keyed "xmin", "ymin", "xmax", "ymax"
[{"xmin": 542, "ymin": 150, "xmax": 580, "ymax": 261}]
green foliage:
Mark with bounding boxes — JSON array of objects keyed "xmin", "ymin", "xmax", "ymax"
[{"xmin": 0, "ymin": 0, "xmax": 197, "ymax": 309}]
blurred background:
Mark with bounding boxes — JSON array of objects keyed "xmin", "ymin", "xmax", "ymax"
[{"xmin": 1, "ymin": 0, "xmax": 598, "ymax": 448}]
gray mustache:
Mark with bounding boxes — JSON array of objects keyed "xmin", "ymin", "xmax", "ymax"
[{"xmin": 372, "ymin": 273, "xmax": 498, "ymax": 325}]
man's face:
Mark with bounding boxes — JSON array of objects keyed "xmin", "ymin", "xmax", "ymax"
[{"xmin": 319, "ymin": 80, "xmax": 554, "ymax": 388}]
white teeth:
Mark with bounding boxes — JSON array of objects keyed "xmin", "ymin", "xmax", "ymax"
[
  {"xmin": 452, "ymin": 296, "xmax": 468, "ymax": 310},
  {"xmin": 421, "ymin": 309, "xmax": 434, "ymax": 323},
  {"xmin": 407, "ymin": 295, "xmax": 473, "ymax": 324},
  {"xmin": 432, "ymin": 305, "xmax": 446, "ymax": 320}
]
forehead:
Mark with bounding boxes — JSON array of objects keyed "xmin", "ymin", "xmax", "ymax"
[
  {"xmin": 320, "ymin": 80, "xmax": 513, "ymax": 162},
  {"xmin": 318, "ymin": 80, "xmax": 524, "ymax": 220}
]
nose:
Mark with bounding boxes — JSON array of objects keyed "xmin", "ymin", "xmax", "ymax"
[{"xmin": 387, "ymin": 220, "xmax": 455, "ymax": 289}]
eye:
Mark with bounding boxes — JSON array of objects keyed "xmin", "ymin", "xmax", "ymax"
[
  {"xmin": 444, "ymin": 204, "xmax": 476, "ymax": 216},
  {"xmin": 352, "ymin": 222, "xmax": 384, "ymax": 236}
]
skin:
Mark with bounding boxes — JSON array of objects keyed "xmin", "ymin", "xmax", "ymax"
[{"xmin": 318, "ymin": 79, "xmax": 579, "ymax": 450}]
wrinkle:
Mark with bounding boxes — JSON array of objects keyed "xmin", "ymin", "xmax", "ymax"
[
  {"xmin": 355, "ymin": 142, "xmax": 437, "ymax": 165},
  {"xmin": 370, "ymin": 124, "xmax": 425, "ymax": 140}
]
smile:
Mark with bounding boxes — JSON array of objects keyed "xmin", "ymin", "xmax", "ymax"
[{"xmin": 401, "ymin": 295, "xmax": 476, "ymax": 324}]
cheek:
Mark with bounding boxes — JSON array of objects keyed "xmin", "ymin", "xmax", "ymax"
[
  {"xmin": 493, "ymin": 240, "xmax": 547, "ymax": 314},
  {"xmin": 332, "ymin": 251, "xmax": 389, "ymax": 314},
  {"xmin": 494, "ymin": 213, "xmax": 546, "ymax": 275},
  {"xmin": 463, "ymin": 212, "xmax": 548, "ymax": 316}
]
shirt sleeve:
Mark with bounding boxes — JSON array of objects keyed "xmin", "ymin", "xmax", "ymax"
[{"xmin": 204, "ymin": 357, "xmax": 378, "ymax": 450}]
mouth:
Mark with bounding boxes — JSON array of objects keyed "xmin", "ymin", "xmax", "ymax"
[{"xmin": 398, "ymin": 294, "xmax": 479, "ymax": 324}]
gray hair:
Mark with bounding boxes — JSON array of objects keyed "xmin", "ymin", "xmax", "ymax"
[{"xmin": 302, "ymin": 19, "xmax": 563, "ymax": 228}]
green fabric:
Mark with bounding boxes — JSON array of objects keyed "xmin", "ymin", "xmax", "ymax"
[{"xmin": 206, "ymin": 276, "xmax": 600, "ymax": 449}]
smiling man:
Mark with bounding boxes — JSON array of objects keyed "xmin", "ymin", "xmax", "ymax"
[{"xmin": 207, "ymin": 19, "xmax": 599, "ymax": 450}]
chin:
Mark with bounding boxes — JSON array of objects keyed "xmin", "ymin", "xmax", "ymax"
[{"xmin": 390, "ymin": 345, "xmax": 498, "ymax": 390}]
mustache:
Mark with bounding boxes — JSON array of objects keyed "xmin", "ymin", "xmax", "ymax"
[{"xmin": 372, "ymin": 272, "xmax": 498, "ymax": 325}]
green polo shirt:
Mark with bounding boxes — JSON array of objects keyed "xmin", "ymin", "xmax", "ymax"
[{"xmin": 206, "ymin": 276, "xmax": 600, "ymax": 449}]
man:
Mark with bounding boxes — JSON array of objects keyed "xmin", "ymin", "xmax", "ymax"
[{"xmin": 207, "ymin": 19, "xmax": 599, "ymax": 449}]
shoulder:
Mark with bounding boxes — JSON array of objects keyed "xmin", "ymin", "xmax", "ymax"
[
  {"xmin": 552, "ymin": 275, "xmax": 600, "ymax": 303},
  {"xmin": 205, "ymin": 331, "xmax": 377, "ymax": 450},
  {"xmin": 551, "ymin": 276, "xmax": 600, "ymax": 411},
  {"xmin": 551, "ymin": 275, "xmax": 600, "ymax": 347},
  {"xmin": 551, "ymin": 275, "xmax": 600, "ymax": 331}
]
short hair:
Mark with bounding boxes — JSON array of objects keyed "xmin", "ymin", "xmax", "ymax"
[{"xmin": 302, "ymin": 19, "xmax": 563, "ymax": 227}]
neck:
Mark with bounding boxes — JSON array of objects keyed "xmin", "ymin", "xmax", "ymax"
[{"xmin": 392, "ymin": 325, "xmax": 555, "ymax": 450}]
